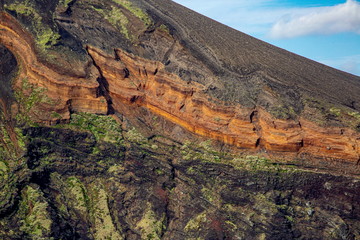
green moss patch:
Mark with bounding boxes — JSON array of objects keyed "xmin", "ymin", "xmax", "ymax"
[
  {"xmin": 66, "ymin": 176, "xmax": 90, "ymax": 213},
  {"xmin": 89, "ymin": 0, "xmax": 152, "ymax": 41},
  {"xmin": 18, "ymin": 185, "xmax": 52, "ymax": 239},
  {"xmin": 0, "ymin": 113, "xmax": 26, "ymax": 161},
  {"xmin": 66, "ymin": 112, "xmax": 123, "ymax": 144},
  {"xmin": 112, "ymin": 0, "xmax": 152, "ymax": 27},
  {"xmin": 136, "ymin": 203, "xmax": 165, "ymax": 240},
  {"xmin": 303, "ymin": 97, "xmax": 360, "ymax": 130},
  {"xmin": 58, "ymin": 0, "xmax": 73, "ymax": 7},
  {"xmin": 158, "ymin": 24, "xmax": 170, "ymax": 34},
  {"xmin": 89, "ymin": 184, "xmax": 124, "ymax": 240},
  {"xmin": 125, "ymin": 127, "xmax": 147, "ymax": 144},
  {"xmin": 180, "ymin": 140, "xmax": 222, "ymax": 162},
  {"xmin": 180, "ymin": 139, "xmax": 295, "ymax": 174},
  {"xmin": 270, "ymin": 105, "xmax": 297, "ymax": 120},
  {"xmin": 92, "ymin": 4, "xmax": 131, "ymax": 40},
  {"xmin": 15, "ymin": 78, "xmax": 54, "ymax": 127},
  {"xmin": 0, "ymin": 161, "xmax": 13, "ymax": 207},
  {"xmin": 4, "ymin": 1, "xmax": 60, "ymax": 51},
  {"xmin": 184, "ymin": 211, "xmax": 209, "ymax": 232}
]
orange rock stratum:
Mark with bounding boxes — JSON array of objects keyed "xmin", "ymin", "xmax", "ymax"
[{"xmin": 1, "ymin": 12, "xmax": 359, "ymax": 163}]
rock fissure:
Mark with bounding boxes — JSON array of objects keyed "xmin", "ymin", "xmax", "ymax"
[
  {"xmin": 86, "ymin": 46, "xmax": 114, "ymax": 115},
  {"xmin": 161, "ymin": 40, "xmax": 177, "ymax": 65},
  {"xmin": 159, "ymin": 158, "xmax": 177, "ymax": 237}
]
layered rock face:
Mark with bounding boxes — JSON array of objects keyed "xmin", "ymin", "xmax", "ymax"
[
  {"xmin": 1, "ymin": 0, "xmax": 360, "ymax": 239},
  {"xmin": 87, "ymin": 46, "xmax": 360, "ymax": 163},
  {"xmin": 1, "ymin": 11, "xmax": 359, "ymax": 164}
]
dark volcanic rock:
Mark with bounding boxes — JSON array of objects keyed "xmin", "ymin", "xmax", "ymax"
[
  {"xmin": 2, "ymin": 124, "xmax": 360, "ymax": 239},
  {"xmin": 1, "ymin": 0, "xmax": 360, "ymax": 239}
]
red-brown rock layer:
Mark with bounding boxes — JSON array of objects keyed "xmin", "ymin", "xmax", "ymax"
[
  {"xmin": 0, "ymin": 13, "xmax": 107, "ymax": 124},
  {"xmin": 87, "ymin": 46, "xmax": 360, "ymax": 163},
  {"xmin": 1, "ymin": 12, "xmax": 359, "ymax": 163}
]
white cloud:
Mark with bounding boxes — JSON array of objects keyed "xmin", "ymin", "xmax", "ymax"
[
  {"xmin": 270, "ymin": 0, "xmax": 360, "ymax": 39},
  {"xmin": 173, "ymin": 0, "xmax": 295, "ymax": 35},
  {"xmin": 173, "ymin": 0, "xmax": 360, "ymax": 76},
  {"xmin": 319, "ymin": 55, "xmax": 360, "ymax": 76}
]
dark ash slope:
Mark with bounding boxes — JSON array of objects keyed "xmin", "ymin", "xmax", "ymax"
[{"xmin": 140, "ymin": 0, "xmax": 360, "ymax": 111}]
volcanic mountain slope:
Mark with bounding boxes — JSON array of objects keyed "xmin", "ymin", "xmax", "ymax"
[{"xmin": 1, "ymin": 0, "xmax": 360, "ymax": 239}]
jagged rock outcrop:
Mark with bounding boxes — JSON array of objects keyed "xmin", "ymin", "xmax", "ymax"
[
  {"xmin": 1, "ymin": 10, "xmax": 359, "ymax": 164},
  {"xmin": 1, "ymin": 0, "xmax": 360, "ymax": 239}
]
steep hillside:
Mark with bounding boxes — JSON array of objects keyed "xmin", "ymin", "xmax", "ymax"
[{"xmin": 1, "ymin": 0, "xmax": 360, "ymax": 239}]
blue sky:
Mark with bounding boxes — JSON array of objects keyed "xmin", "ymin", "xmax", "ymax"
[{"xmin": 172, "ymin": 0, "xmax": 360, "ymax": 76}]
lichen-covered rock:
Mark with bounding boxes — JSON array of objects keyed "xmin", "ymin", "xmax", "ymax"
[
  {"xmin": 18, "ymin": 185, "xmax": 53, "ymax": 239},
  {"xmin": 1, "ymin": 0, "xmax": 360, "ymax": 239},
  {"xmin": 0, "ymin": 115, "xmax": 359, "ymax": 239}
]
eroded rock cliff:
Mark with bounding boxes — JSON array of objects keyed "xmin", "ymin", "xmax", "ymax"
[
  {"xmin": 1, "ymin": 0, "xmax": 360, "ymax": 239},
  {"xmin": 1, "ymin": 10, "xmax": 359, "ymax": 164}
]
